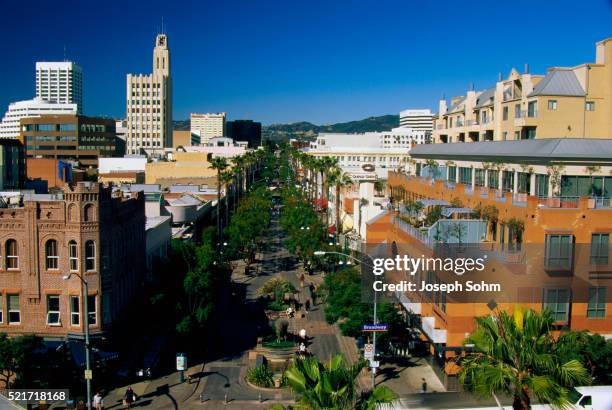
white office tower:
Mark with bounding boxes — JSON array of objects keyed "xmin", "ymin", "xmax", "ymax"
[
  {"xmin": 0, "ymin": 98, "xmax": 78, "ymax": 139},
  {"xmin": 126, "ymin": 33, "xmax": 173, "ymax": 155},
  {"xmin": 36, "ymin": 62, "xmax": 83, "ymax": 114},
  {"xmin": 190, "ymin": 113, "xmax": 225, "ymax": 145},
  {"xmin": 399, "ymin": 109, "xmax": 434, "ymax": 132}
]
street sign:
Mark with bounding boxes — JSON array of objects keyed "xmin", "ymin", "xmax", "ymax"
[
  {"xmin": 362, "ymin": 324, "xmax": 388, "ymax": 332},
  {"xmin": 370, "ymin": 360, "xmax": 380, "ymax": 368},
  {"xmin": 363, "ymin": 343, "xmax": 374, "ymax": 360},
  {"xmin": 84, "ymin": 370, "xmax": 92, "ymax": 380},
  {"xmin": 176, "ymin": 353, "xmax": 187, "ymax": 371}
]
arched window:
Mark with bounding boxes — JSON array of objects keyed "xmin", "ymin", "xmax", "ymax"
[
  {"xmin": 85, "ymin": 241, "xmax": 96, "ymax": 271},
  {"xmin": 84, "ymin": 204, "xmax": 95, "ymax": 222},
  {"xmin": 69, "ymin": 240, "xmax": 78, "ymax": 271},
  {"xmin": 45, "ymin": 239, "xmax": 59, "ymax": 270},
  {"xmin": 6, "ymin": 239, "xmax": 18, "ymax": 269}
]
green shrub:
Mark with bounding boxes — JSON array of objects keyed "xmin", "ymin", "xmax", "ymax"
[{"xmin": 247, "ymin": 364, "xmax": 274, "ymax": 388}]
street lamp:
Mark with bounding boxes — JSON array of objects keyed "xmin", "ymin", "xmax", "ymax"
[
  {"xmin": 63, "ymin": 273, "xmax": 91, "ymax": 410},
  {"xmin": 314, "ymin": 250, "xmax": 378, "ymax": 389}
]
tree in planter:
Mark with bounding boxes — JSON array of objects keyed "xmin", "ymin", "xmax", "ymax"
[
  {"xmin": 275, "ymin": 319, "xmax": 289, "ymax": 342},
  {"xmin": 459, "ymin": 308, "xmax": 589, "ymax": 410},
  {"xmin": 471, "ymin": 204, "xmax": 499, "ymax": 240},
  {"xmin": 404, "ymin": 199, "xmax": 424, "ymax": 218},
  {"xmin": 424, "ymin": 159, "xmax": 440, "ymax": 179},
  {"xmin": 546, "ymin": 164, "xmax": 566, "ymax": 196},
  {"xmin": 505, "ymin": 217, "xmax": 525, "ymax": 251},
  {"xmin": 424, "ymin": 205, "xmax": 443, "ymax": 227},
  {"xmin": 450, "ymin": 197, "xmax": 464, "ymax": 208},
  {"xmin": 259, "ymin": 278, "xmax": 297, "ymax": 308},
  {"xmin": 449, "ymin": 222, "xmax": 466, "ymax": 245},
  {"xmin": 584, "ymin": 165, "xmax": 602, "ymax": 196},
  {"xmin": 247, "ymin": 364, "xmax": 274, "ymax": 388}
]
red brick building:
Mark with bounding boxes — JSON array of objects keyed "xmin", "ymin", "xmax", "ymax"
[{"xmin": 0, "ymin": 182, "xmax": 145, "ymax": 339}]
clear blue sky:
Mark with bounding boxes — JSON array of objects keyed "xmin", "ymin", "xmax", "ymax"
[{"xmin": 0, "ymin": 0, "xmax": 610, "ymax": 125}]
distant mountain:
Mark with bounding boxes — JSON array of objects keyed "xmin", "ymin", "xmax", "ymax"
[
  {"xmin": 263, "ymin": 114, "xmax": 399, "ymax": 141},
  {"xmin": 173, "ymin": 114, "xmax": 400, "ymax": 141}
]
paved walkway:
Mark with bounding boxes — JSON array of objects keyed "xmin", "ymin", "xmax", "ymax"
[{"xmin": 99, "ymin": 210, "xmax": 444, "ymax": 409}]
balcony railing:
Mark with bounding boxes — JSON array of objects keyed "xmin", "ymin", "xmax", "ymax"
[
  {"xmin": 592, "ymin": 197, "xmax": 611, "ymax": 209},
  {"xmin": 537, "ymin": 196, "xmax": 580, "ymax": 208}
]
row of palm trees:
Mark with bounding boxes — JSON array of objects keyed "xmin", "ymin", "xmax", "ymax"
[
  {"xmin": 209, "ymin": 149, "xmax": 269, "ymax": 239},
  {"xmin": 289, "ymin": 148, "xmax": 354, "ymax": 236}
]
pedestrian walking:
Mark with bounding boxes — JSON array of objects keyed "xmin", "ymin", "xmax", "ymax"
[
  {"xmin": 421, "ymin": 378, "xmax": 428, "ymax": 393},
  {"xmin": 299, "ymin": 273, "xmax": 305, "ymax": 288},
  {"xmin": 304, "ymin": 298, "xmax": 311, "ymax": 312},
  {"xmin": 309, "ymin": 282, "xmax": 316, "ymax": 305},
  {"xmin": 93, "ymin": 392, "xmax": 104, "ymax": 410},
  {"xmin": 123, "ymin": 386, "xmax": 137, "ymax": 409}
]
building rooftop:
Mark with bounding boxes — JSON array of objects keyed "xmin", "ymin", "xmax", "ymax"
[
  {"xmin": 474, "ymin": 88, "xmax": 496, "ymax": 108},
  {"xmin": 146, "ymin": 215, "xmax": 171, "ymax": 231},
  {"xmin": 528, "ymin": 69, "xmax": 585, "ymax": 97},
  {"xmin": 410, "ymin": 138, "xmax": 612, "ymax": 163}
]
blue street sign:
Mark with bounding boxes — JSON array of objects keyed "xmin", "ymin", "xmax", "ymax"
[{"xmin": 362, "ymin": 324, "xmax": 388, "ymax": 332}]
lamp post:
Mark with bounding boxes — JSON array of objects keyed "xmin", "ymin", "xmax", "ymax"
[
  {"xmin": 313, "ymin": 250, "xmax": 378, "ymax": 389},
  {"xmin": 63, "ymin": 273, "xmax": 91, "ymax": 410}
]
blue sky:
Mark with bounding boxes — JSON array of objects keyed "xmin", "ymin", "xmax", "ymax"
[{"xmin": 0, "ymin": 0, "xmax": 610, "ymax": 125}]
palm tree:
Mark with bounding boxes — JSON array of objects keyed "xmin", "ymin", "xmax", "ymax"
[
  {"xmin": 221, "ymin": 169, "xmax": 234, "ymax": 231},
  {"xmin": 209, "ymin": 156, "xmax": 229, "ymax": 238},
  {"xmin": 327, "ymin": 167, "xmax": 353, "ymax": 240},
  {"xmin": 284, "ymin": 354, "xmax": 396, "ymax": 410},
  {"xmin": 358, "ymin": 198, "xmax": 369, "ymax": 236},
  {"xmin": 459, "ymin": 308, "xmax": 590, "ymax": 410}
]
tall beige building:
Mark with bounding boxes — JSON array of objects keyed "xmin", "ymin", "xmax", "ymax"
[
  {"xmin": 126, "ymin": 34, "xmax": 172, "ymax": 155},
  {"xmin": 190, "ymin": 112, "xmax": 226, "ymax": 145}
]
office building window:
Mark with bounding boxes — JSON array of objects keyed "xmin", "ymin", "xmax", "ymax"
[
  {"xmin": 45, "ymin": 239, "xmax": 59, "ymax": 270},
  {"xmin": 6, "ymin": 239, "xmax": 18, "ymax": 269},
  {"xmin": 585, "ymin": 101, "xmax": 595, "ymax": 111},
  {"xmin": 590, "ymin": 233, "xmax": 609, "ymax": 265},
  {"xmin": 587, "ymin": 287, "xmax": 606, "ymax": 318},
  {"xmin": 543, "ymin": 288, "xmax": 570, "ymax": 322},
  {"xmin": 8, "ymin": 294, "xmax": 20, "ymax": 324},
  {"xmin": 70, "ymin": 296, "xmax": 80, "ymax": 326},
  {"xmin": 548, "ymin": 100, "xmax": 557, "ymax": 110},
  {"xmin": 47, "ymin": 295, "xmax": 60, "ymax": 325},
  {"xmin": 87, "ymin": 295, "xmax": 97, "ymax": 325},
  {"xmin": 69, "ymin": 240, "xmax": 79, "ymax": 271},
  {"xmin": 85, "ymin": 241, "xmax": 96, "ymax": 271},
  {"xmin": 502, "ymin": 106, "xmax": 508, "ymax": 121},
  {"xmin": 545, "ymin": 234, "xmax": 573, "ymax": 271}
]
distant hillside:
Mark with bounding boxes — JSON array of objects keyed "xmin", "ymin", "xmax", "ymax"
[
  {"xmin": 173, "ymin": 114, "xmax": 400, "ymax": 141},
  {"xmin": 263, "ymin": 114, "xmax": 399, "ymax": 141}
]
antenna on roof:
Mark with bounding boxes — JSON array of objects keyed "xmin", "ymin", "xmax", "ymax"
[
  {"xmin": 161, "ymin": 16, "xmax": 165, "ymax": 34},
  {"xmin": 524, "ymin": 63, "xmax": 529, "ymax": 74},
  {"xmin": 498, "ymin": 72, "xmax": 502, "ymax": 82},
  {"xmin": 63, "ymin": 44, "xmax": 66, "ymax": 62}
]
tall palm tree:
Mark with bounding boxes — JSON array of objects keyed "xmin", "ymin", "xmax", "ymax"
[
  {"xmin": 358, "ymin": 198, "xmax": 369, "ymax": 236},
  {"xmin": 327, "ymin": 167, "xmax": 353, "ymax": 241},
  {"xmin": 209, "ymin": 156, "xmax": 229, "ymax": 238},
  {"xmin": 221, "ymin": 169, "xmax": 234, "ymax": 231},
  {"xmin": 459, "ymin": 308, "xmax": 590, "ymax": 410},
  {"xmin": 233, "ymin": 155, "xmax": 246, "ymax": 201}
]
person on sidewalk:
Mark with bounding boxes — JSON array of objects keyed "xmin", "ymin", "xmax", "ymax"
[
  {"xmin": 93, "ymin": 392, "xmax": 104, "ymax": 410},
  {"xmin": 123, "ymin": 386, "xmax": 137, "ymax": 409},
  {"xmin": 420, "ymin": 378, "xmax": 428, "ymax": 393}
]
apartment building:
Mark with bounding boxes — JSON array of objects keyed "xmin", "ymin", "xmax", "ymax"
[
  {"xmin": 0, "ymin": 182, "xmax": 146, "ymax": 339},
  {"xmin": 0, "ymin": 98, "xmax": 78, "ymax": 139},
  {"xmin": 36, "ymin": 62, "xmax": 83, "ymax": 114},
  {"xmin": 126, "ymin": 34, "xmax": 173, "ymax": 155},
  {"xmin": 433, "ymin": 38, "xmax": 612, "ymax": 143},
  {"xmin": 190, "ymin": 113, "xmax": 225, "ymax": 145},
  {"xmin": 20, "ymin": 114, "xmax": 116, "ymax": 167}
]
